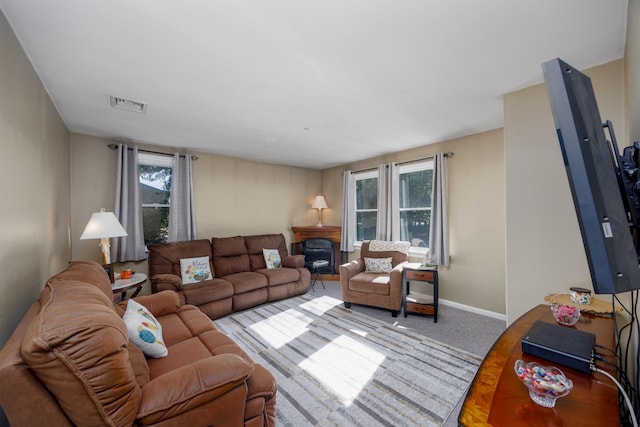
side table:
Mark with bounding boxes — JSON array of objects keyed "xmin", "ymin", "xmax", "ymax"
[
  {"xmin": 112, "ymin": 272, "xmax": 147, "ymax": 301},
  {"xmin": 402, "ymin": 263, "xmax": 438, "ymax": 322}
]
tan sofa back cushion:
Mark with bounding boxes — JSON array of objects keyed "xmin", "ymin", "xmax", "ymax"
[
  {"xmin": 148, "ymin": 239, "xmax": 214, "ymax": 278},
  {"xmin": 245, "ymin": 233, "xmax": 288, "ymax": 270},
  {"xmin": 21, "ymin": 261, "xmax": 141, "ymax": 427},
  {"xmin": 212, "ymin": 236, "xmax": 251, "ymax": 277}
]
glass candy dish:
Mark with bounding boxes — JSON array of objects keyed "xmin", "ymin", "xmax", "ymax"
[
  {"xmin": 514, "ymin": 360, "xmax": 573, "ymax": 407},
  {"xmin": 550, "ymin": 302, "xmax": 580, "ymax": 326}
]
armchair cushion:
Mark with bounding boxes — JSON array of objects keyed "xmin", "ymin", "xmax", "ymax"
[{"xmin": 364, "ymin": 257, "xmax": 393, "ymax": 273}]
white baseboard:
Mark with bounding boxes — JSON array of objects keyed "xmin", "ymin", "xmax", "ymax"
[{"xmin": 440, "ymin": 298, "xmax": 506, "ymax": 321}]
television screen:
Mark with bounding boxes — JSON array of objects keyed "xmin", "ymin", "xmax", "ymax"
[{"xmin": 542, "ymin": 57, "xmax": 640, "ymax": 294}]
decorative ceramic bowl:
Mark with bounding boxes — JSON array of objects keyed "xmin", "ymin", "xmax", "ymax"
[
  {"xmin": 514, "ymin": 360, "xmax": 573, "ymax": 407},
  {"xmin": 550, "ymin": 302, "xmax": 580, "ymax": 326}
]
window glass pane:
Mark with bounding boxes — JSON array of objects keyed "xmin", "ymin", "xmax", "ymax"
[
  {"xmin": 142, "ymin": 207, "xmax": 169, "ymax": 244},
  {"xmin": 139, "ymin": 163, "xmax": 172, "ymax": 245},
  {"xmin": 356, "ymin": 177, "xmax": 377, "ymax": 209},
  {"xmin": 399, "ymin": 169, "xmax": 432, "ymax": 208},
  {"xmin": 356, "ymin": 211, "xmax": 377, "ymax": 241},
  {"xmin": 400, "ymin": 210, "xmax": 430, "ymax": 247}
]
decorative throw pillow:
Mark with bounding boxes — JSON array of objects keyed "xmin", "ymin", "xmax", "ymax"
[
  {"xmin": 179, "ymin": 256, "xmax": 213, "ymax": 284},
  {"xmin": 123, "ymin": 299, "xmax": 168, "ymax": 358},
  {"xmin": 364, "ymin": 257, "xmax": 393, "ymax": 273},
  {"xmin": 263, "ymin": 249, "xmax": 281, "ymax": 269}
]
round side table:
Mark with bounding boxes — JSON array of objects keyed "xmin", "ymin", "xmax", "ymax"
[{"xmin": 112, "ymin": 272, "xmax": 147, "ymax": 301}]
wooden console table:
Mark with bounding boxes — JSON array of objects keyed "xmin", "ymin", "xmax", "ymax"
[
  {"xmin": 291, "ymin": 226, "xmax": 341, "ymax": 279},
  {"xmin": 459, "ymin": 304, "xmax": 619, "ymax": 426}
]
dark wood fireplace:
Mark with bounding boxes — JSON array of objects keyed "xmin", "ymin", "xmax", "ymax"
[{"xmin": 291, "ymin": 226, "xmax": 342, "ymax": 279}]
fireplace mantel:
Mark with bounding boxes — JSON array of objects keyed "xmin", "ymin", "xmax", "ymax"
[{"xmin": 291, "ymin": 226, "xmax": 341, "ymax": 279}]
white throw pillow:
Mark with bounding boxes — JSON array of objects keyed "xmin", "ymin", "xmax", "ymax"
[
  {"xmin": 263, "ymin": 249, "xmax": 281, "ymax": 269},
  {"xmin": 364, "ymin": 257, "xmax": 393, "ymax": 273},
  {"xmin": 179, "ymin": 256, "xmax": 213, "ymax": 284},
  {"xmin": 123, "ymin": 299, "xmax": 168, "ymax": 358}
]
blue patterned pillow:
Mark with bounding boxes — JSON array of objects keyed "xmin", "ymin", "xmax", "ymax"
[
  {"xmin": 123, "ymin": 299, "xmax": 168, "ymax": 358},
  {"xmin": 364, "ymin": 257, "xmax": 393, "ymax": 273}
]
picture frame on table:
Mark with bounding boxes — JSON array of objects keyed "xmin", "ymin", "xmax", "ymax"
[{"xmin": 102, "ymin": 263, "xmax": 115, "ymax": 283}]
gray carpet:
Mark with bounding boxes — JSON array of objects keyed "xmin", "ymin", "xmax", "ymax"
[{"xmin": 215, "ymin": 285, "xmax": 504, "ymax": 426}]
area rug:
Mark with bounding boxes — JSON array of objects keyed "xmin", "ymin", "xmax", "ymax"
[{"xmin": 215, "ymin": 294, "xmax": 482, "ymax": 427}]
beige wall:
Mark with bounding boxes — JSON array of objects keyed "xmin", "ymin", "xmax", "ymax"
[
  {"xmin": 322, "ymin": 129, "xmax": 507, "ymax": 315},
  {"xmin": 70, "ymin": 134, "xmax": 322, "ymax": 294},
  {"xmin": 504, "ymin": 60, "xmax": 626, "ymax": 323},
  {"xmin": 0, "ymin": 11, "xmax": 71, "ymax": 344}
]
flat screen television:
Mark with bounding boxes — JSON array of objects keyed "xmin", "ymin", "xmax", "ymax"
[{"xmin": 543, "ymin": 57, "xmax": 640, "ymax": 294}]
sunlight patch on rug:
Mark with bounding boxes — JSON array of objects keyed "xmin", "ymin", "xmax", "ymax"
[
  {"xmin": 299, "ymin": 335, "xmax": 385, "ymax": 406},
  {"xmin": 249, "ymin": 308, "xmax": 312, "ymax": 348}
]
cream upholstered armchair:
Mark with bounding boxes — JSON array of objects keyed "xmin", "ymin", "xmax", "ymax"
[{"xmin": 339, "ymin": 240, "xmax": 410, "ymax": 317}]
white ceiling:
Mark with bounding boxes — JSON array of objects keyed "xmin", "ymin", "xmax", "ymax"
[{"xmin": 0, "ymin": 0, "xmax": 629, "ymax": 169}]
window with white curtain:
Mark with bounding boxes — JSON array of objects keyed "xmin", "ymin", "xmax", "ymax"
[
  {"xmin": 353, "ymin": 160, "xmax": 433, "ymax": 250},
  {"xmin": 138, "ymin": 153, "xmax": 172, "ymax": 244}
]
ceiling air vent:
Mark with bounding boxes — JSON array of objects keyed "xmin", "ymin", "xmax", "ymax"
[{"xmin": 110, "ymin": 95, "xmax": 148, "ymax": 113}]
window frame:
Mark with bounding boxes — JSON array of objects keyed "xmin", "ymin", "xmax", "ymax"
[
  {"xmin": 352, "ymin": 160, "xmax": 434, "ymax": 256},
  {"xmin": 138, "ymin": 153, "xmax": 173, "ymax": 245}
]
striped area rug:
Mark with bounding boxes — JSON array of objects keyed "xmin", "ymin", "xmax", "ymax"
[{"xmin": 215, "ymin": 294, "xmax": 481, "ymax": 427}]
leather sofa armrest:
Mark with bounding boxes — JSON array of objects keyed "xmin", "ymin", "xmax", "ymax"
[
  {"xmin": 339, "ymin": 259, "xmax": 364, "ymax": 279},
  {"xmin": 282, "ymin": 254, "xmax": 305, "ymax": 268},
  {"xmin": 150, "ymin": 274, "xmax": 183, "ymax": 293},
  {"xmin": 137, "ymin": 354, "xmax": 254, "ymax": 425},
  {"xmin": 127, "ymin": 290, "xmax": 181, "ymax": 318}
]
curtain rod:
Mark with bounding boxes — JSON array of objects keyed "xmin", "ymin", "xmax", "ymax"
[
  {"xmin": 107, "ymin": 143, "xmax": 198, "ymax": 160},
  {"xmin": 350, "ymin": 152, "xmax": 454, "ymax": 174}
]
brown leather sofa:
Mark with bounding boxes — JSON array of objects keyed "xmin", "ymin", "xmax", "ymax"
[
  {"xmin": 339, "ymin": 240, "xmax": 410, "ymax": 317},
  {"xmin": 0, "ymin": 261, "xmax": 277, "ymax": 426},
  {"xmin": 148, "ymin": 233, "xmax": 310, "ymax": 319}
]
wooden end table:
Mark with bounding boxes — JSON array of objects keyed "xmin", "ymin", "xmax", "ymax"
[
  {"xmin": 112, "ymin": 272, "xmax": 147, "ymax": 301},
  {"xmin": 402, "ymin": 263, "xmax": 438, "ymax": 322}
]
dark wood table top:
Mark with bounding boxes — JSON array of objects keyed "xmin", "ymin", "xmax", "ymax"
[{"xmin": 459, "ymin": 304, "xmax": 619, "ymax": 426}]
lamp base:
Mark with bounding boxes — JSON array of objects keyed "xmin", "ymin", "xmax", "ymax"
[{"xmin": 100, "ymin": 237, "xmax": 112, "ymax": 265}]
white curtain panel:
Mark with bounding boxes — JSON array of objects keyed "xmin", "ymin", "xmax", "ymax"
[
  {"xmin": 341, "ymin": 171, "xmax": 355, "ymax": 252},
  {"xmin": 429, "ymin": 152, "xmax": 450, "ymax": 266},
  {"xmin": 168, "ymin": 152, "xmax": 197, "ymax": 242},
  {"xmin": 376, "ymin": 162, "xmax": 400, "ymax": 241},
  {"xmin": 113, "ymin": 144, "xmax": 147, "ymax": 262}
]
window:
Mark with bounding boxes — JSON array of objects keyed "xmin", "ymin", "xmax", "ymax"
[
  {"xmin": 399, "ymin": 161, "xmax": 433, "ymax": 249},
  {"xmin": 353, "ymin": 160, "xmax": 433, "ymax": 250},
  {"xmin": 355, "ymin": 170, "xmax": 378, "ymax": 241},
  {"xmin": 139, "ymin": 153, "xmax": 172, "ymax": 245}
]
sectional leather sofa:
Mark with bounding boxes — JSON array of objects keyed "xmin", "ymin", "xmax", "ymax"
[
  {"xmin": 147, "ymin": 233, "xmax": 311, "ymax": 320},
  {"xmin": 0, "ymin": 260, "xmax": 277, "ymax": 426}
]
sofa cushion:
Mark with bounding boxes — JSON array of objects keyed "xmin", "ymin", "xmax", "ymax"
[
  {"xmin": 123, "ymin": 299, "xmax": 168, "ymax": 358},
  {"xmin": 255, "ymin": 267, "xmax": 301, "ymax": 286},
  {"xmin": 212, "ymin": 236, "xmax": 251, "ymax": 276},
  {"xmin": 364, "ymin": 257, "xmax": 393, "ymax": 273},
  {"xmin": 21, "ymin": 266, "xmax": 141, "ymax": 427},
  {"xmin": 180, "ymin": 256, "xmax": 213, "ymax": 284},
  {"xmin": 245, "ymin": 233, "xmax": 288, "ymax": 270},
  {"xmin": 262, "ymin": 248, "xmax": 281, "ymax": 268},
  {"xmin": 182, "ymin": 278, "xmax": 234, "ymax": 306},
  {"xmin": 148, "ymin": 239, "xmax": 215, "ymax": 277}
]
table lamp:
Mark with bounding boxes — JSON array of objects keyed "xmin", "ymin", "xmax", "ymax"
[
  {"xmin": 80, "ymin": 208, "xmax": 128, "ymax": 264},
  {"xmin": 312, "ymin": 195, "xmax": 328, "ymax": 227}
]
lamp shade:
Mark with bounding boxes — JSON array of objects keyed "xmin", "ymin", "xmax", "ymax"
[
  {"xmin": 311, "ymin": 195, "xmax": 328, "ymax": 209},
  {"xmin": 80, "ymin": 209, "xmax": 128, "ymax": 240}
]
